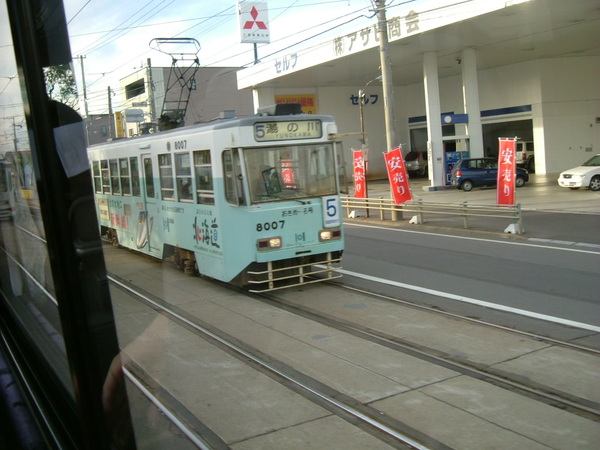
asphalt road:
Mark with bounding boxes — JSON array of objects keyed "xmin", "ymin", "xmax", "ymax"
[
  {"xmin": 342, "ymin": 223, "xmax": 600, "ymax": 333},
  {"xmin": 342, "ymin": 173, "xmax": 600, "ymax": 335},
  {"xmin": 360, "ymin": 173, "xmax": 600, "ymax": 246}
]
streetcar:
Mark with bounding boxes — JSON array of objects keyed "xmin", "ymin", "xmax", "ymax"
[{"xmin": 88, "ymin": 106, "xmax": 345, "ymax": 291}]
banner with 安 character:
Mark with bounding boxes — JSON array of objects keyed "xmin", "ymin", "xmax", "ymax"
[
  {"xmin": 497, "ymin": 138, "xmax": 517, "ymax": 205},
  {"xmin": 352, "ymin": 150, "xmax": 366, "ymax": 198},
  {"xmin": 384, "ymin": 147, "xmax": 412, "ymax": 204}
]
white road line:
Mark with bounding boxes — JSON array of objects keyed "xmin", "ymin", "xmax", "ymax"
[
  {"xmin": 338, "ymin": 268, "xmax": 600, "ymax": 333},
  {"xmin": 344, "ymin": 222, "xmax": 600, "ymax": 254}
]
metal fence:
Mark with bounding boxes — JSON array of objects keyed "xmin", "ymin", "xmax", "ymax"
[{"xmin": 341, "ymin": 196, "xmax": 524, "ymax": 234}]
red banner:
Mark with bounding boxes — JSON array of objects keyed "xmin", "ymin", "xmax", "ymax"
[
  {"xmin": 384, "ymin": 147, "xmax": 412, "ymax": 204},
  {"xmin": 497, "ymin": 138, "xmax": 517, "ymax": 205},
  {"xmin": 353, "ymin": 150, "xmax": 366, "ymax": 198}
]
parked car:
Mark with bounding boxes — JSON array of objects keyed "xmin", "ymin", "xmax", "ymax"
[
  {"xmin": 515, "ymin": 141, "xmax": 535, "ymax": 172},
  {"xmin": 557, "ymin": 154, "xmax": 600, "ymax": 191},
  {"xmin": 451, "ymin": 157, "xmax": 529, "ymax": 191},
  {"xmin": 405, "ymin": 151, "xmax": 428, "ymax": 176}
]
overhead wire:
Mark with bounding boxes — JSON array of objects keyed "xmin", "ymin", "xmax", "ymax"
[
  {"xmin": 77, "ymin": 0, "xmax": 176, "ymax": 56},
  {"xmin": 72, "ymin": 0, "xmax": 465, "ymax": 114},
  {"xmin": 138, "ymin": 1, "xmax": 374, "ymax": 111},
  {"xmin": 199, "ymin": 2, "xmax": 373, "ymax": 67},
  {"xmin": 70, "ymin": 1, "xmax": 358, "ymax": 77},
  {"xmin": 79, "ymin": 3, "xmax": 235, "ymax": 94},
  {"xmin": 67, "ymin": 0, "xmax": 93, "ymax": 24}
]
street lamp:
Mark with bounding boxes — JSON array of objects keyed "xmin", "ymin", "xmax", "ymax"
[
  {"xmin": 358, "ymin": 75, "xmax": 382, "ymax": 200},
  {"xmin": 358, "ymin": 75, "xmax": 382, "ymax": 147}
]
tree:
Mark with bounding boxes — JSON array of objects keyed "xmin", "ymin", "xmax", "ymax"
[{"xmin": 44, "ymin": 64, "xmax": 79, "ymax": 109}]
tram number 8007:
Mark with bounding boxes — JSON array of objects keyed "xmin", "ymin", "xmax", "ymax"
[
  {"xmin": 174, "ymin": 140, "xmax": 187, "ymax": 150},
  {"xmin": 256, "ymin": 221, "xmax": 285, "ymax": 232}
]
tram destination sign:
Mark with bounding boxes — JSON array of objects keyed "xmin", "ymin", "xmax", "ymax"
[{"xmin": 254, "ymin": 120, "xmax": 322, "ymax": 142}]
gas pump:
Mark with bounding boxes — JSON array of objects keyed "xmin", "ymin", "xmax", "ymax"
[
  {"xmin": 444, "ymin": 151, "xmax": 465, "ymax": 185},
  {"xmin": 443, "ymin": 136, "xmax": 470, "ymax": 185}
]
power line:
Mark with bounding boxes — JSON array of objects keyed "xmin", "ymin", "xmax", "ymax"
[
  {"xmin": 67, "ymin": 0, "xmax": 93, "ymax": 24},
  {"xmin": 77, "ymin": 0, "xmax": 176, "ymax": 56},
  {"xmin": 72, "ymin": 0, "xmax": 455, "ymax": 114}
]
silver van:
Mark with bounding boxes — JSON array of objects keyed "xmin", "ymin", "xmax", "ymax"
[{"xmin": 405, "ymin": 151, "xmax": 428, "ymax": 176}]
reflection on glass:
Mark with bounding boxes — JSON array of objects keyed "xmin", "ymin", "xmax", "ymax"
[
  {"xmin": 0, "ymin": 4, "xmax": 70, "ymax": 394},
  {"xmin": 245, "ymin": 144, "xmax": 337, "ymax": 203}
]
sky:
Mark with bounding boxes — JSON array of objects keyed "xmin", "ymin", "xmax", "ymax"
[
  {"xmin": 1, "ymin": 0, "xmax": 428, "ymax": 150},
  {"xmin": 63, "ymin": 0, "xmax": 372, "ymax": 114},
  {"xmin": 63, "ymin": 0, "xmax": 429, "ymax": 114}
]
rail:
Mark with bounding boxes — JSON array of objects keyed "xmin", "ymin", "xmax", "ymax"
[{"xmin": 342, "ymin": 196, "xmax": 523, "ymax": 234}]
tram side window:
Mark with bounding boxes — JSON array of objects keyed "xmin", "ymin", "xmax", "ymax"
[
  {"xmin": 143, "ymin": 157, "xmax": 155, "ymax": 198},
  {"xmin": 159, "ymin": 153, "xmax": 175, "ymax": 201},
  {"xmin": 194, "ymin": 150, "xmax": 214, "ymax": 205},
  {"xmin": 130, "ymin": 157, "xmax": 141, "ymax": 196},
  {"xmin": 101, "ymin": 160, "xmax": 110, "ymax": 194},
  {"xmin": 222, "ymin": 150, "xmax": 245, "ymax": 205},
  {"xmin": 110, "ymin": 159, "xmax": 120, "ymax": 195},
  {"xmin": 119, "ymin": 158, "xmax": 131, "ymax": 196},
  {"xmin": 175, "ymin": 152, "xmax": 193, "ymax": 203},
  {"xmin": 92, "ymin": 161, "xmax": 102, "ymax": 193}
]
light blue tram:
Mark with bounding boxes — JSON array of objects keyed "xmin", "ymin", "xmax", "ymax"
[{"xmin": 88, "ymin": 107, "xmax": 345, "ymax": 291}]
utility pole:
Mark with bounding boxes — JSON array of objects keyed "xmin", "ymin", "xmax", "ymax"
[
  {"xmin": 78, "ymin": 55, "xmax": 91, "ymax": 145},
  {"xmin": 107, "ymin": 87, "xmax": 113, "ymax": 140},
  {"xmin": 78, "ymin": 55, "xmax": 89, "ymax": 117},
  {"xmin": 12, "ymin": 117, "xmax": 22, "ymax": 152},
  {"xmin": 374, "ymin": 0, "xmax": 398, "ymax": 152},
  {"xmin": 146, "ymin": 58, "xmax": 156, "ymax": 123}
]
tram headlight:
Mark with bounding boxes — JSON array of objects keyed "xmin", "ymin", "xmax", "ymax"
[
  {"xmin": 257, "ymin": 237, "xmax": 282, "ymax": 250},
  {"xmin": 319, "ymin": 228, "xmax": 341, "ymax": 241}
]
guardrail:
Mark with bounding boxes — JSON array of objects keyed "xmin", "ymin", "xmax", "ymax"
[{"xmin": 341, "ymin": 196, "xmax": 524, "ymax": 234}]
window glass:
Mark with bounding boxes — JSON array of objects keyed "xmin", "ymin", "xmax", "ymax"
[
  {"xmin": 245, "ymin": 144, "xmax": 336, "ymax": 203},
  {"xmin": 101, "ymin": 160, "xmax": 110, "ymax": 194},
  {"xmin": 119, "ymin": 158, "xmax": 131, "ymax": 195},
  {"xmin": 158, "ymin": 154, "xmax": 174, "ymax": 201},
  {"xmin": 0, "ymin": 2, "xmax": 70, "ymax": 398},
  {"xmin": 5, "ymin": 1, "xmax": 589, "ymax": 448},
  {"xmin": 143, "ymin": 156, "xmax": 155, "ymax": 198},
  {"xmin": 175, "ymin": 152, "xmax": 193, "ymax": 202},
  {"xmin": 93, "ymin": 161, "xmax": 102, "ymax": 193},
  {"xmin": 110, "ymin": 159, "xmax": 120, "ymax": 194},
  {"xmin": 194, "ymin": 150, "xmax": 214, "ymax": 205},
  {"xmin": 130, "ymin": 156, "xmax": 140, "ymax": 196},
  {"xmin": 223, "ymin": 149, "xmax": 245, "ymax": 205}
]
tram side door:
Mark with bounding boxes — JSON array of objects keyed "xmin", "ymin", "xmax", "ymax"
[{"xmin": 140, "ymin": 154, "xmax": 162, "ymax": 257}]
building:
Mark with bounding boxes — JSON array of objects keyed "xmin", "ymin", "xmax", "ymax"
[
  {"xmin": 117, "ymin": 64, "xmax": 254, "ymax": 138},
  {"xmin": 237, "ymin": 0, "xmax": 600, "ymax": 188},
  {"xmin": 85, "ymin": 114, "xmax": 112, "ymax": 145}
]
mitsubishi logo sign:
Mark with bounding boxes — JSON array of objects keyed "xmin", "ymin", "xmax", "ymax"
[
  {"xmin": 243, "ymin": 6, "xmax": 267, "ymax": 30},
  {"xmin": 239, "ymin": 2, "xmax": 270, "ymax": 44}
]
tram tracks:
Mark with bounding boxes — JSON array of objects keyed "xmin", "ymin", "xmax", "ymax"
[
  {"xmin": 333, "ymin": 282, "xmax": 600, "ymax": 356},
  {"xmin": 109, "ymin": 273, "xmax": 440, "ymax": 449},
  {"xmin": 103, "ymin": 243, "xmax": 599, "ymax": 449},
  {"xmin": 257, "ymin": 284, "xmax": 600, "ymax": 421}
]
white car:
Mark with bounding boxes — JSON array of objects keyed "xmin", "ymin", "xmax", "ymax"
[{"xmin": 557, "ymin": 154, "xmax": 600, "ymax": 191}]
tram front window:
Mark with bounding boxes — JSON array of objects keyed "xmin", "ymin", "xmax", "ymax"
[{"xmin": 245, "ymin": 144, "xmax": 337, "ymax": 203}]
